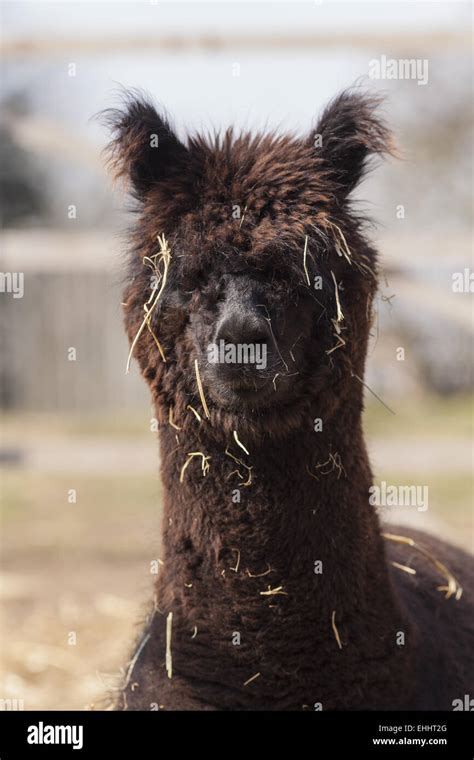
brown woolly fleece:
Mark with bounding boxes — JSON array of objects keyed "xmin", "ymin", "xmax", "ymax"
[{"xmin": 104, "ymin": 90, "xmax": 473, "ymax": 711}]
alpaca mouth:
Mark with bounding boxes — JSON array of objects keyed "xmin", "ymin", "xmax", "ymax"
[
  {"xmin": 217, "ymin": 389, "xmax": 274, "ymax": 410},
  {"xmin": 205, "ymin": 370, "xmax": 282, "ymax": 410},
  {"xmin": 228, "ymin": 382, "xmax": 269, "ymax": 401},
  {"xmin": 225, "ymin": 373, "xmax": 268, "ymax": 391}
]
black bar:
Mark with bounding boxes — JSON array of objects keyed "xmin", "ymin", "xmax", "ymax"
[{"xmin": 0, "ymin": 711, "xmax": 472, "ymax": 758}]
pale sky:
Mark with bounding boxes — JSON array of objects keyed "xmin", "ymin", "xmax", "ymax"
[{"xmin": 3, "ymin": 0, "xmax": 470, "ymax": 38}]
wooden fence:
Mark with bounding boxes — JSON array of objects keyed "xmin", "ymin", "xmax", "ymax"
[{"xmin": 0, "ymin": 231, "xmax": 147, "ymax": 410}]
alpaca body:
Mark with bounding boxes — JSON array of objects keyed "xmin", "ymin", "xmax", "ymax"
[
  {"xmin": 121, "ymin": 425, "xmax": 473, "ymax": 711},
  {"xmin": 104, "ymin": 90, "xmax": 474, "ymax": 711}
]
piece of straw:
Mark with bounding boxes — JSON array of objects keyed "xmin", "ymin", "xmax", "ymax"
[
  {"xmin": 233, "ymin": 431, "xmax": 250, "ymax": 456},
  {"xmin": 246, "ymin": 565, "xmax": 273, "ymax": 578},
  {"xmin": 179, "ymin": 451, "xmax": 211, "ymax": 483},
  {"xmin": 331, "ymin": 610, "xmax": 343, "ymax": 650},
  {"xmin": 238, "ymin": 204, "xmax": 248, "ymax": 230},
  {"xmin": 225, "ymin": 447, "xmax": 252, "ymax": 486},
  {"xmin": 166, "ymin": 612, "xmax": 173, "ymax": 679},
  {"xmin": 121, "ymin": 631, "xmax": 151, "ymax": 709},
  {"xmin": 243, "ymin": 672, "xmax": 260, "ymax": 686},
  {"xmin": 187, "ymin": 404, "xmax": 202, "ymax": 423},
  {"xmin": 328, "ymin": 220, "xmax": 377, "ymax": 278},
  {"xmin": 194, "ymin": 359, "xmax": 210, "ymax": 419},
  {"xmin": 306, "ymin": 465, "xmax": 320, "ymax": 481},
  {"xmin": 315, "ymin": 452, "xmax": 345, "ymax": 479},
  {"xmin": 180, "ymin": 451, "xmax": 211, "ymax": 483},
  {"xmin": 168, "ymin": 408, "xmax": 182, "ymax": 431},
  {"xmin": 328, "ymin": 220, "xmax": 352, "ymax": 265},
  {"xmin": 391, "ymin": 561, "xmax": 416, "ymax": 575},
  {"xmin": 382, "ymin": 532, "xmax": 462, "ymax": 600},
  {"xmin": 126, "ymin": 234, "xmax": 171, "ymax": 373},
  {"xmin": 351, "ymin": 372, "xmax": 396, "ymax": 415},
  {"xmin": 330, "ymin": 271, "xmax": 344, "ymax": 323},
  {"xmin": 326, "ymin": 330, "xmax": 346, "ymax": 356},
  {"xmin": 230, "ymin": 549, "xmax": 241, "ymax": 573},
  {"xmin": 260, "ymin": 585, "xmax": 287, "ymax": 596},
  {"xmin": 303, "ymin": 235, "xmax": 311, "ymax": 286}
]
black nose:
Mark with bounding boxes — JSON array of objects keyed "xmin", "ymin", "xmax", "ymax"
[{"xmin": 214, "ymin": 310, "xmax": 269, "ymax": 348}]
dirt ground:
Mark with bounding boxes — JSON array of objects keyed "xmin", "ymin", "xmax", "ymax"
[
  {"xmin": 1, "ymin": 471, "xmax": 161, "ymax": 710},
  {"xmin": 1, "ymin": 396, "xmax": 472, "ymax": 710}
]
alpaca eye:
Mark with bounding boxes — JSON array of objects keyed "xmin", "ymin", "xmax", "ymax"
[{"xmin": 179, "ymin": 272, "xmax": 204, "ymax": 294}]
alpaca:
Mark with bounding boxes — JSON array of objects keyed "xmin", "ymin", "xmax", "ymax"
[{"xmin": 105, "ymin": 91, "xmax": 473, "ymax": 711}]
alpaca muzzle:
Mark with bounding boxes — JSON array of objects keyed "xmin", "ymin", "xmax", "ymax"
[{"xmin": 207, "ymin": 276, "xmax": 274, "ymax": 388}]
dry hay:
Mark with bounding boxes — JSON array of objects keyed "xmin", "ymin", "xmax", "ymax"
[
  {"xmin": 179, "ymin": 452, "xmax": 211, "ymax": 483},
  {"xmin": 383, "ymin": 532, "xmax": 463, "ymax": 600},
  {"xmin": 126, "ymin": 234, "xmax": 171, "ymax": 373}
]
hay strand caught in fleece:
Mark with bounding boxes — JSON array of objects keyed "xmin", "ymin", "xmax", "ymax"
[
  {"xmin": 331, "ymin": 270, "xmax": 344, "ymax": 324},
  {"xmin": 168, "ymin": 408, "xmax": 181, "ymax": 431},
  {"xmin": 126, "ymin": 234, "xmax": 171, "ymax": 373},
  {"xmin": 331, "ymin": 610, "xmax": 343, "ymax": 650},
  {"xmin": 328, "ymin": 220, "xmax": 352, "ymax": 265},
  {"xmin": 302, "ymin": 235, "xmax": 311, "ymax": 286},
  {"xmin": 194, "ymin": 359, "xmax": 210, "ymax": 419},
  {"xmin": 187, "ymin": 404, "xmax": 202, "ymax": 423},
  {"xmin": 180, "ymin": 451, "xmax": 211, "ymax": 483},
  {"xmin": 391, "ymin": 561, "xmax": 416, "ymax": 576},
  {"xmin": 233, "ymin": 430, "xmax": 250, "ymax": 456},
  {"xmin": 166, "ymin": 612, "xmax": 173, "ymax": 679},
  {"xmin": 243, "ymin": 672, "xmax": 261, "ymax": 686},
  {"xmin": 225, "ymin": 447, "xmax": 253, "ymax": 486},
  {"xmin": 382, "ymin": 532, "xmax": 463, "ymax": 600},
  {"xmin": 260, "ymin": 585, "xmax": 287, "ymax": 597}
]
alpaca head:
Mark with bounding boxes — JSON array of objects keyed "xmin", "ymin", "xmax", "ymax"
[{"xmin": 106, "ymin": 91, "xmax": 392, "ymax": 438}]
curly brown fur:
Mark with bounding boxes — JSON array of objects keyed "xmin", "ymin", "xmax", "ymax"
[{"xmin": 103, "ymin": 89, "xmax": 473, "ymax": 711}]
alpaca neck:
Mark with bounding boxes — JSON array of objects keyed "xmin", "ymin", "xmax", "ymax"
[
  {"xmin": 152, "ymin": 407, "xmax": 414, "ymax": 708},
  {"xmin": 157, "ymin": 408, "xmax": 398, "ymax": 626}
]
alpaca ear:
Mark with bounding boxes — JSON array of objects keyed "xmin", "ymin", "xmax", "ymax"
[
  {"xmin": 103, "ymin": 94, "xmax": 189, "ymax": 198},
  {"xmin": 311, "ymin": 91, "xmax": 393, "ymax": 197}
]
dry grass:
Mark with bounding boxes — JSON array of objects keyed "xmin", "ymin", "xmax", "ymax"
[
  {"xmin": 233, "ymin": 430, "xmax": 250, "ymax": 456},
  {"xmin": 311, "ymin": 452, "xmax": 345, "ymax": 480},
  {"xmin": 126, "ymin": 234, "xmax": 171, "ymax": 373},
  {"xmin": 383, "ymin": 532, "xmax": 463, "ymax": 600},
  {"xmin": 165, "ymin": 612, "xmax": 173, "ymax": 679},
  {"xmin": 229, "ymin": 549, "xmax": 241, "ymax": 573},
  {"xmin": 194, "ymin": 359, "xmax": 211, "ymax": 419},
  {"xmin": 168, "ymin": 408, "xmax": 182, "ymax": 431},
  {"xmin": 186, "ymin": 405, "xmax": 202, "ymax": 423},
  {"xmin": 390, "ymin": 561, "xmax": 417, "ymax": 575},
  {"xmin": 327, "ymin": 219, "xmax": 376, "ymax": 279},
  {"xmin": 352, "ymin": 371, "xmax": 396, "ymax": 415},
  {"xmin": 243, "ymin": 672, "xmax": 260, "ymax": 687},
  {"xmin": 225, "ymin": 447, "xmax": 253, "ymax": 486},
  {"xmin": 120, "ymin": 629, "xmax": 151, "ymax": 710},
  {"xmin": 302, "ymin": 235, "xmax": 311, "ymax": 286},
  {"xmin": 331, "ymin": 610, "xmax": 343, "ymax": 650},
  {"xmin": 179, "ymin": 452, "xmax": 211, "ymax": 483},
  {"xmin": 259, "ymin": 585, "xmax": 287, "ymax": 596},
  {"xmin": 331, "ymin": 270, "xmax": 344, "ymax": 324},
  {"xmin": 328, "ymin": 220, "xmax": 352, "ymax": 265},
  {"xmin": 246, "ymin": 565, "xmax": 273, "ymax": 578}
]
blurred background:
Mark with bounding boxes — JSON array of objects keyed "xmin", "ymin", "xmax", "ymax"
[{"xmin": 0, "ymin": 0, "xmax": 472, "ymax": 710}]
